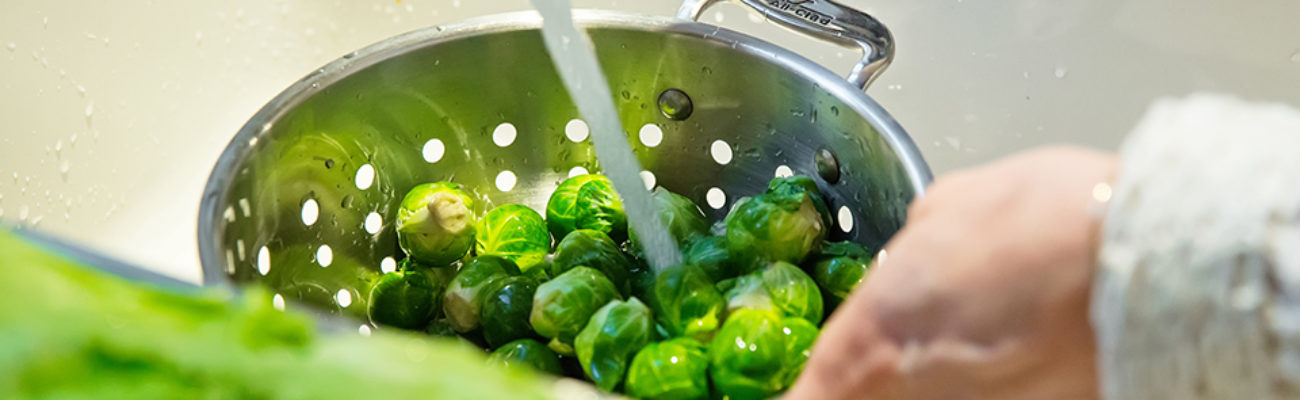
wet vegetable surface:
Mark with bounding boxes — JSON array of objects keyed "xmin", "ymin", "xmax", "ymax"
[{"xmin": 366, "ymin": 176, "xmax": 869, "ymax": 397}]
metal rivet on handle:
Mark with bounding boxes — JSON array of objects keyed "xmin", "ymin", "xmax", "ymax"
[{"xmin": 657, "ymin": 88, "xmax": 693, "ymax": 120}]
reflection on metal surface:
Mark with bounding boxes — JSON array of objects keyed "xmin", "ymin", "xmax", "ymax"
[{"xmin": 195, "ymin": 11, "xmax": 930, "ymax": 322}]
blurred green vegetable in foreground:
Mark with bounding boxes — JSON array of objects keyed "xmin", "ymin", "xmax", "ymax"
[{"xmin": 0, "ymin": 231, "xmax": 554, "ymax": 400}]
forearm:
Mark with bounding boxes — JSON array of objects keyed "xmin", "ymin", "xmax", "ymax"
[{"xmin": 1092, "ymin": 94, "xmax": 1300, "ymax": 399}]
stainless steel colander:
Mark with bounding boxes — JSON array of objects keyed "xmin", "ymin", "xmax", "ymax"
[{"xmin": 197, "ymin": 1, "xmax": 932, "ymax": 324}]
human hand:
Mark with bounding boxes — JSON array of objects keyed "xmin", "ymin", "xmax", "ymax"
[{"xmin": 785, "ymin": 147, "xmax": 1117, "ymax": 400}]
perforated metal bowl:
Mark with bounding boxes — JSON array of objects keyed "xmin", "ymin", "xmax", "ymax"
[{"xmin": 197, "ymin": 6, "xmax": 931, "ymax": 324}]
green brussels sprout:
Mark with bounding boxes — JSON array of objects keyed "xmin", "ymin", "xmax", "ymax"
[
  {"xmin": 443, "ymin": 256, "xmax": 520, "ymax": 333},
  {"xmin": 628, "ymin": 263, "xmax": 656, "ymax": 302},
  {"xmin": 629, "ymin": 188, "xmax": 709, "ymax": 247},
  {"xmin": 762, "ymin": 262, "xmax": 824, "ymax": 325},
  {"xmin": 720, "ymin": 262, "xmax": 824, "ymax": 325},
  {"xmin": 475, "ymin": 204, "xmax": 551, "ymax": 273},
  {"xmin": 778, "ymin": 317, "xmax": 820, "ymax": 387},
  {"xmin": 551, "ymin": 229, "xmax": 633, "ymax": 295},
  {"xmin": 425, "ymin": 316, "xmax": 458, "ymax": 338},
  {"xmin": 625, "ymin": 338, "xmax": 710, "ymax": 400},
  {"xmin": 530, "ymin": 267, "xmax": 622, "ymax": 355},
  {"xmin": 488, "ymin": 339, "xmax": 565, "ymax": 375},
  {"xmin": 683, "ymin": 235, "xmax": 752, "ymax": 281},
  {"xmin": 719, "ymin": 274, "xmax": 776, "ymax": 313},
  {"xmin": 575, "ymin": 298, "xmax": 654, "ymax": 391},
  {"xmin": 546, "ymin": 174, "xmax": 627, "ymax": 241},
  {"xmin": 766, "ymin": 175, "xmax": 832, "ymax": 229},
  {"xmin": 367, "ymin": 270, "xmax": 437, "ymax": 330},
  {"xmin": 708, "ymin": 308, "xmax": 787, "ymax": 400},
  {"xmin": 396, "ymin": 182, "xmax": 477, "ymax": 265},
  {"xmin": 723, "ymin": 190, "xmax": 826, "ymax": 266},
  {"xmin": 480, "ymin": 275, "xmax": 540, "ymax": 348},
  {"xmin": 651, "ymin": 264, "xmax": 725, "ymax": 340},
  {"xmin": 806, "ymin": 241, "xmax": 873, "ymax": 305}
]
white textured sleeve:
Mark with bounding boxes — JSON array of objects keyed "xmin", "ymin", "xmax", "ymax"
[{"xmin": 1092, "ymin": 94, "xmax": 1300, "ymax": 400}]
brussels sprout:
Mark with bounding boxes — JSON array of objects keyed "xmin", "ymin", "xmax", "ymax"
[
  {"xmin": 778, "ymin": 317, "xmax": 820, "ymax": 387},
  {"xmin": 489, "ymin": 339, "xmax": 565, "ymax": 375},
  {"xmin": 551, "ymin": 229, "xmax": 633, "ymax": 295},
  {"xmin": 683, "ymin": 235, "xmax": 751, "ymax": 281},
  {"xmin": 766, "ymin": 175, "xmax": 832, "ymax": 229},
  {"xmin": 575, "ymin": 177, "xmax": 629, "ymax": 240},
  {"xmin": 546, "ymin": 174, "xmax": 627, "ymax": 240},
  {"xmin": 724, "ymin": 190, "xmax": 826, "ymax": 266},
  {"xmin": 629, "ymin": 188, "xmax": 709, "ymax": 247},
  {"xmin": 708, "ymin": 308, "xmax": 787, "ymax": 400},
  {"xmin": 762, "ymin": 262, "xmax": 824, "ymax": 324},
  {"xmin": 720, "ymin": 262, "xmax": 824, "ymax": 325},
  {"xmin": 396, "ymin": 182, "xmax": 477, "ymax": 265},
  {"xmin": 475, "ymin": 204, "xmax": 551, "ymax": 273},
  {"xmin": 480, "ymin": 275, "xmax": 540, "ymax": 348},
  {"xmin": 625, "ymin": 338, "xmax": 710, "ymax": 400},
  {"xmin": 651, "ymin": 264, "xmax": 725, "ymax": 340},
  {"xmin": 575, "ymin": 298, "xmax": 653, "ymax": 391},
  {"xmin": 720, "ymin": 274, "xmax": 776, "ymax": 313},
  {"xmin": 807, "ymin": 241, "xmax": 873, "ymax": 305},
  {"xmin": 367, "ymin": 270, "xmax": 437, "ymax": 330},
  {"xmin": 530, "ymin": 267, "xmax": 622, "ymax": 355},
  {"xmin": 443, "ymin": 256, "xmax": 520, "ymax": 333},
  {"xmin": 425, "ymin": 316, "xmax": 458, "ymax": 338}
]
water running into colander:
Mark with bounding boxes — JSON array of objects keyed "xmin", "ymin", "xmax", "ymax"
[{"xmin": 530, "ymin": 0, "xmax": 682, "ymax": 271}]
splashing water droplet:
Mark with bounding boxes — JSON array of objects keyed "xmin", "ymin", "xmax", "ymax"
[{"xmin": 1054, "ymin": 66, "xmax": 1068, "ymax": 78}]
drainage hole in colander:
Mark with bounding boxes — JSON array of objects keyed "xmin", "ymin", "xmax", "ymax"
[
  {"xmin": 236, "ymin": 239, "xmax": 246, "ymax": 261},
  {"xmin": 301, "ymin": 198, "xmax": 319, "ymax": 226},
  {"xmin": 492, "ymin": 122, "xmax": 517, "ymax": 147},
  {"xmin": 364, "ymin": 212, "xmax": 383, "ymax": 234},
  {"xmin": 257, "ymin": 246, "xmax": 271, "ymax": 275},
  {"xmin": 565, "ymin": 119, "xmax": 589, "ymax": 142},
  {"xmin": 335, "ymin": 289, "xmax": 353, "ymax": 308},
  {"xmin": 568, "ymin": 166, "xmax": 589, "ymax": 178},
  {"xmin": 316, "ymin": 245, "xmax": 333, "ymax": 267},
  {"xmin": 711, "ymin": 140, "xmax": 733, "ymax": 165},
  {"xmin": 837, "ymin": 206, "xmax": 854, "ymax": 233},
  {"xmin": 422, "ymin": 139, "xmax": 445, "ymax": 163},
  {"xmin": 495, "ymin": 170, "xmax": 517, "ymax": 192},
  {"xmin": 355, "ymin": 164, "xmax": 376, "ymax": 190},
  {"xmin": 380, "ymin": 257, "xmax": 397, "ymax": 273},
  {"xmin": 639, "ymin": 123, "xmax": 663, "ymax": 147},
  {"xmin": 272, "ymin": 293, "xmax": 285, "ymax": 311},
  {"xmin": 640, "ymin": 170, "xmax": 656, "ymax": 190},
  {"xmin": 775, "ymin": 165, "xmax": 794, "ymax": 178},
  {"xmin": 225, "ymin": 250, "xmax": 236, "ymax": 274},
  {"xmin": 706, "ymin": 187, "xmax": 727, "ymax": 209}
]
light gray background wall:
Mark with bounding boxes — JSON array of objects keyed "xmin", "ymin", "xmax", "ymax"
[{"xmin": 3, "ymin": 0, "xmax": 1298, "ymax": 281}]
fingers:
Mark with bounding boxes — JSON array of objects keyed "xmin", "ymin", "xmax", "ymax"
[{"xmin": 785, "ymin": 281, "xmax": 900, "ymax": 400}]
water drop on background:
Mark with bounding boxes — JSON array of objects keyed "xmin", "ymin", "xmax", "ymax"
[
  {"xmin": 5, "ymin": 42, "xmax": 14, "ymax": 52},
  {"xmin": 1054, "ymin": 66, "xmax": 1069, "ymax": 78},
  {"xmin": 1291, "ymin": 50, "xmax": 1300, "ymax": 64}
]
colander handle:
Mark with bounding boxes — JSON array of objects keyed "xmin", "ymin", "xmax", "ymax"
[{"xmin": 678, "ymin": 0, "xmax": 894, "ymax": 90}]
